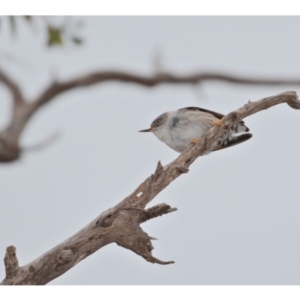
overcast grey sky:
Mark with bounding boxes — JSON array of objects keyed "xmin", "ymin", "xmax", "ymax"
[{"xmin": 1, "ymin": 17, "xmax": 300, "ymax": 285}]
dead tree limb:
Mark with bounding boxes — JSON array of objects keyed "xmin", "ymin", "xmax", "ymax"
[
  {"xmin": 0, "ymin": 68, "xmax": 24, "ymax": 105},
  {"xmin": 2, "ymin": 91, "xmax": 299, "ymax": 285},
  {"xmin": 1, "ymin": 66, "xmax": 300, "ymax": 162},
  {"xmin": 31, "ymin": 71, "xmax": 300, "ymax": 110}
]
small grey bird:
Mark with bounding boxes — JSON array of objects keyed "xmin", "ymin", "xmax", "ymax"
[{"xmin": 139, "ymin": 107, "xmax": 252, "ymax": 153}]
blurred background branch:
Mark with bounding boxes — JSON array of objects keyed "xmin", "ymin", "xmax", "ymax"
[
  {"xmin": 2, "ymin": 62, "xmax": 300, "ymax": 163},
  {"xmin": 1, "ymin": 16, "xmax": 300, "ymax": 164}
]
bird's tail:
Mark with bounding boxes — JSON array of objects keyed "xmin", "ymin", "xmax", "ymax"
[{"xmin": 213, "ymin": 133, "xmax": 253, "ymax": 151}]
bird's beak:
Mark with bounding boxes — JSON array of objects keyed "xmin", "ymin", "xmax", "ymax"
[{"xmin": 139, "ymin": 128, "xmax": 153, "ymax": 132}]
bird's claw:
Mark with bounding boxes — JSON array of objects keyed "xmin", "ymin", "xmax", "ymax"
[
  {"xmin": 213, "ymin": 120, "xmax": 224, "ymax": 126},
  {"xmin": 190, "ymin": 138, "xmax": 198, "ymax": 145}
]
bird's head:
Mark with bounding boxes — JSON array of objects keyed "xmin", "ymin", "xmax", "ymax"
[{"xmin": 139, "ymin": 112, "xmax": 170, "ymax": 141}]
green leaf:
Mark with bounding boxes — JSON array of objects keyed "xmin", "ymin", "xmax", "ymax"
[{"xmin": 47, "ymin": 26, "xmax": 63, "ymax": 47}]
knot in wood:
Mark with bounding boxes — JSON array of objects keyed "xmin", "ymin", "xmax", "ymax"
[
  {"xmin": 176, "ymin": 166, "xmax": 189, "ymax": 173},
  {"xmin": 57, "ymin": 249, "xmax": 75, "ymax": 264}
]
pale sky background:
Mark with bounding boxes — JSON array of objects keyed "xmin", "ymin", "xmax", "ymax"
[{"xmin": 0, "ymin": 16, "xmax": 300, "ymax": 285}]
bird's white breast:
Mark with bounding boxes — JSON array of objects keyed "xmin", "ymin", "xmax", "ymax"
[{"xmin": 153, "ymin": 110, "xmax": 215, "ymax": 152}]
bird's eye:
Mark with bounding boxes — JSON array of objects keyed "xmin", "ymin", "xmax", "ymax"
[{"xmin": 155, "ymin": 119, "xmax": 161, "ymax": 125}]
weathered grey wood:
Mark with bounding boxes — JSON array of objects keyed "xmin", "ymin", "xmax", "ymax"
[
  {"xmin": 2, "ymin": 91, "xmax": 299, "ymax": 285},
  {"xmin": 3, "ymin": 246, "xmax": 19, "ymax": 279}
]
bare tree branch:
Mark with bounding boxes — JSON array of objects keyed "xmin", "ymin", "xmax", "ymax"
[
  {"xmin": 2, "ymin": 67, "xmax": 300, "ymax": 163},
  {"xmin": 32, "ymin": 70, "xmax": 300, "ymax": 109},
  {"xmin": 140, "ymin": 204, "xmax": 178, "ymax": 223},
  {"xmin": 3, "ymin": 246, "xmax": 19, "ymax": 280},
  {"xmin": 2, "ymin": 91, "xmax": 299, "ymax": 285},
  {"xmin": 0, "ymin": 67, "xmax": 24, "ymax": 105}
]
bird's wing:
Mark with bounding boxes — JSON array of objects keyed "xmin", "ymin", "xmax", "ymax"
[
  {"xmin": 179, "ymin": 107, "xmax": 249, "ymax": 132},
  {"xmin": 179, "ymin": 107, "xmax": 224, "ymax": 119}
]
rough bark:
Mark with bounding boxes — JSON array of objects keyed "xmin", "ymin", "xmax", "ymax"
[{"xmin": 2, "ymin": 91, "xmax": 299, "ymax": 285}]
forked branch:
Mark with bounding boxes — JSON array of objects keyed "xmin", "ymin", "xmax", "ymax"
[
  {"xmin": 2, "ymin": 91, "xmax": 299, "ymax": 285},
  {"xmin": 31, "ymin": 71, "xmax": 300, "ymax": 109},
  {"xmin": 1, "ymin": 66, "xmax": 300, "ymax": 163}
]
